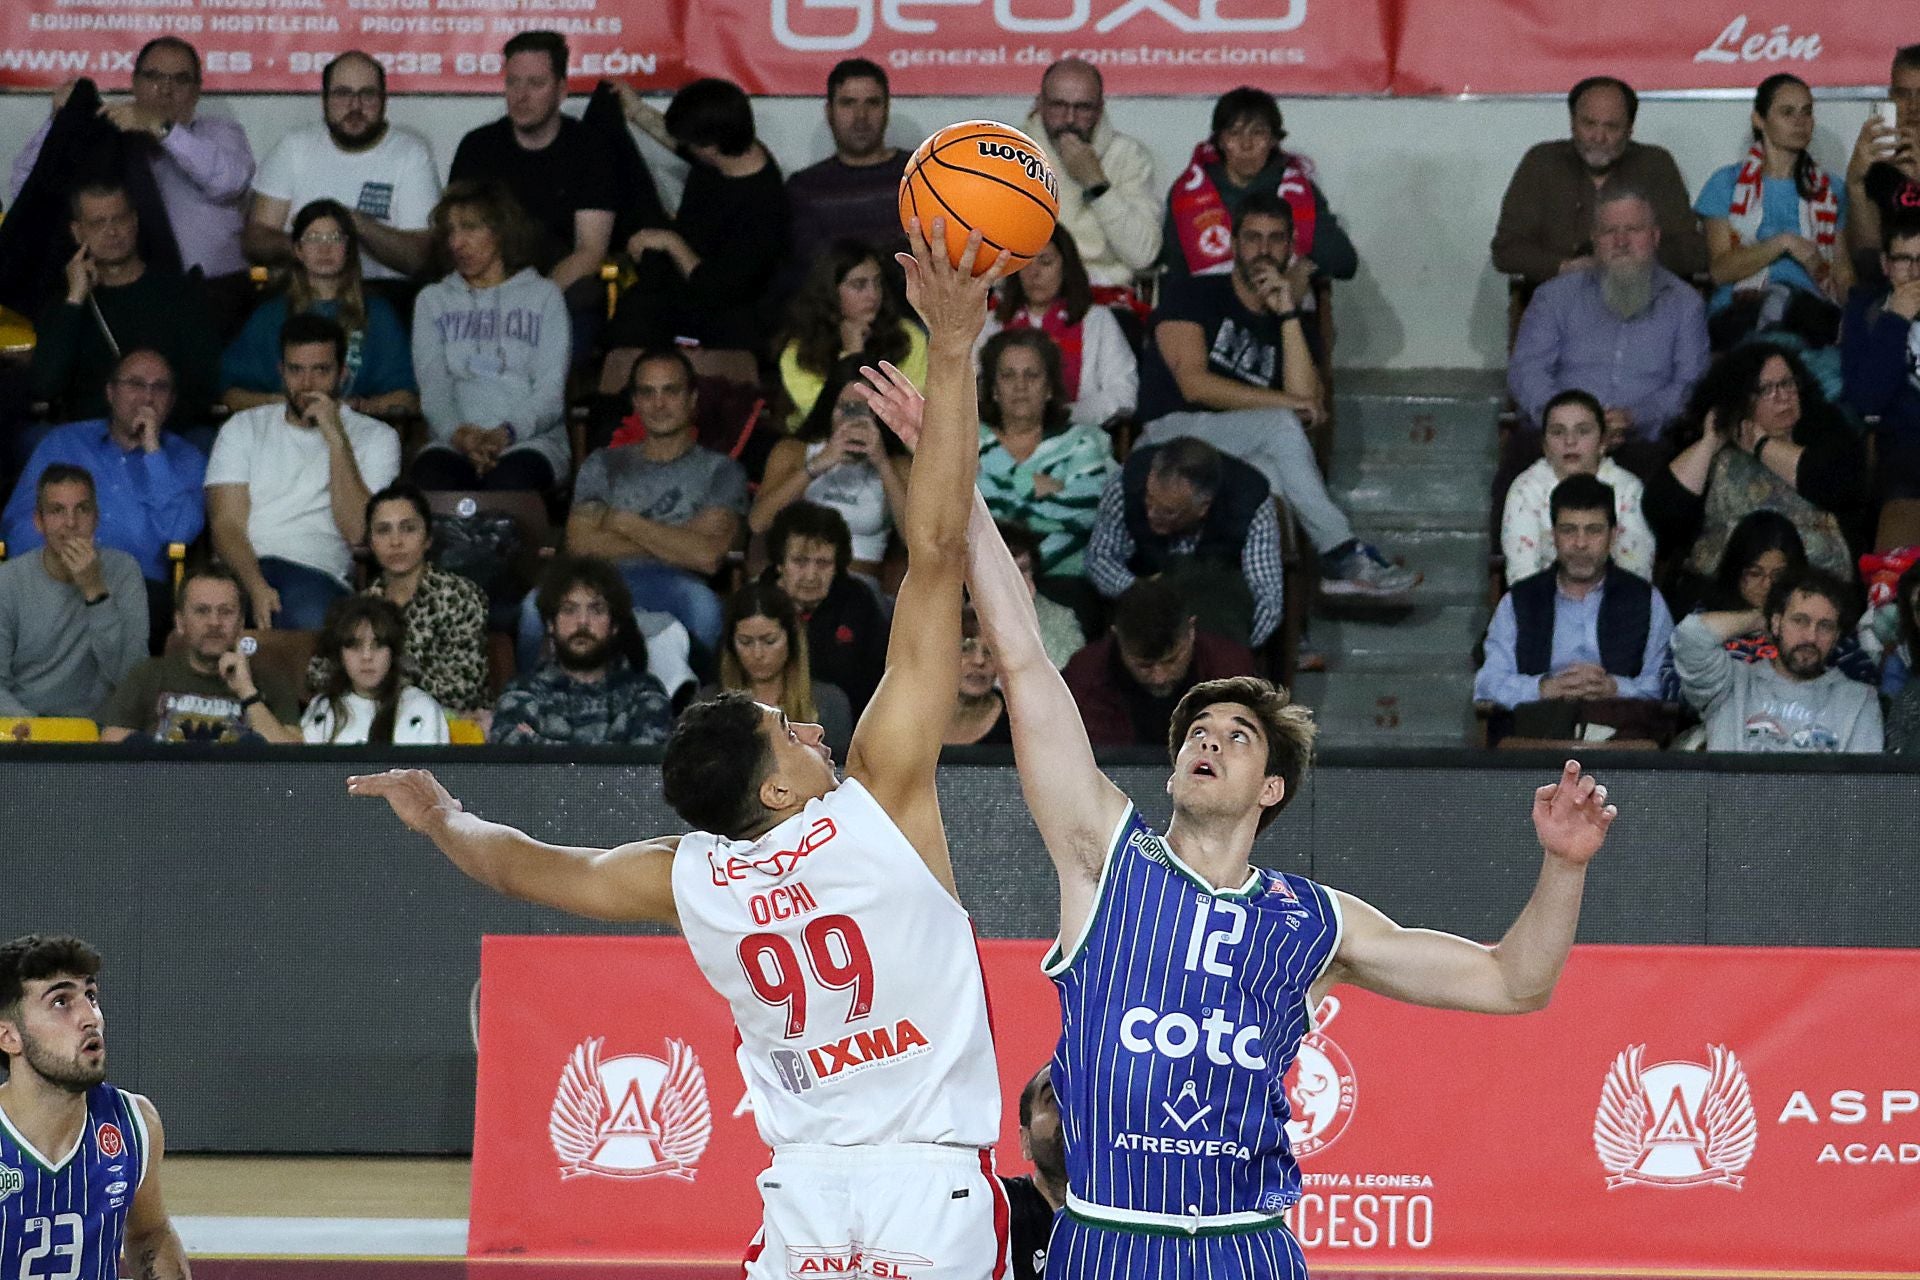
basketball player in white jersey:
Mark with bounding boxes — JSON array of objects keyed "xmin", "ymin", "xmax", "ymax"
[
  {"xmin": 856, "ymin": 364, "xmax": 1617, "ymax": 1277},
  {"xmin": 350, "ymin": 219, "xmax": 1014, "ymax": 1279}
]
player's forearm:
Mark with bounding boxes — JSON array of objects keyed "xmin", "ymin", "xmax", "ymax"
[
  {"xmin": 1487, "ymin": 854, "xmax": 1589, "ymax": 1012},
  {"xmin": 904, "ymin": 336, "xmax": 980, "ymax": 558},
  {"xmin": 127, "ymin": 1228, "xmax": 191, "ymax": 1280},
  {"xmin": 964, "ymin": 493, "xmax": 1049, "ymax": 670},
  {"xmin": 427, "ymin": 809, "xmax": 584, "ymax": 900}
]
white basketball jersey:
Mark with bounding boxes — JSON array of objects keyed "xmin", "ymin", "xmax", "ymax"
[{"xmin": 672, "ymin": 778, "xmax": 1001, "ymax": 1150}]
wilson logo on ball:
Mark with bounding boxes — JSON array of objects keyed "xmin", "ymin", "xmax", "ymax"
[{"xmin": 899, "ymin": 120, "xmax": 1059, "ymax": 276}]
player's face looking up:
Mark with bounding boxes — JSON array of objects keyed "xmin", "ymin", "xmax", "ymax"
[
  {"xmin": 176, "ymin": 577, "xmax": 244, "ymax": 665},
  {"xmin": 778, "ymin": 537, "xmax": 839, "ymax": 610},
  {"xmin": 1167, "ymin": 702, "xmax": 1285, "ymax": 823},
  {"xmin": 1, "ymin": 975, "xmax": 106, "ymax": 1092},
  {"xmin": 756, "ymin": 704, "xmax": 837, "ymax": 807}
]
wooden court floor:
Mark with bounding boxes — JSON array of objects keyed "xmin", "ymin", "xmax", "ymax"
[{"xmin": 169, "ymin": 1155, "xmax": 472, "ymax": 1218}]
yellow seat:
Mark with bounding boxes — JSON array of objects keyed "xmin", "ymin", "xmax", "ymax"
[
  {"xmin": 0, "ymin": 305, "xmax": 33, "ymax": 357},
  {"xmin": 447, "ymin": 717, "xmax": 485, "ymax": 745},
  {"xmin": 0, "ymin": 717, "xmax": 101, "ymax": 743}
]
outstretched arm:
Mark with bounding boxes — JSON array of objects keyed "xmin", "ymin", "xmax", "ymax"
[
  {"xmin": 1319, "ymin": 761, "xmax": 1612, "ymax": 1014},
  {"xmin": 857, "ymin": 362, "xmax": 1130, "ymax": 942},
  {"xmin": 347, "ymin": 769, "xmax": 679, "ymax": 925},
  {"xmin": 121, "ymin": 1096, "xmax": 190, "ymax": 1280},
  {"xmin": 844, "ymin": 221, "xmax": 1007, "ymax": 894}
]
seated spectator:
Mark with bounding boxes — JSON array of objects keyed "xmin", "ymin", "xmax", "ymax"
[
  {"xmin": 490, "ymin": 555, "xmax": 670, "ymax": 745},
  {"xmin": 1002, "ymin": 1064, "xmax": 1066, "ymax": 1280},
  {"xmin": 1645, "ymin": 343, "xmax": 1868, "ymax": 583},
  {"xmin": 306, "ymin": 483, "xmax": 490, "ymax": 718},
  {"xmin": 1658, "ymin": 511, "xmax": 1875, "ymax": 697},
  {"xmin": 244, "ymin": 52, "xmax": 439, "ymax": 283},
  {"xmin": 1085, "ymin": 437, "xmax": 1283, "ymax": 650},
  {"xmin": 945, "ymin": 609, "xmax": 1012, "ymax": 746},
  {"xmin": 713, "ymin": 580, "xmax": 852, "ymax": 756},
  {"xmin": 1137, "ymin": 195, "xmax": 1420, "ymax": 595},
  {"xmin": 524, "ymin": 349, "xmax": 744, "ymax": 667},
  {"xmin": 998, "ymin": 520, "xmax": 1084, "ymax": 670},
  {"xmin": 764, "ymin": 502, "xmax": 885, "ymax": 716},
  {"xmin": 205, "ymin": 314, "xmax": 402, "ymax": 629},
  {"xmin": 301, "ymin": 595, "xmax": 449, "ymax": 744},
  {"xmin": 1024, "ymin": 58, "xmax": 1162, "ymax": 290},
  {"xmin": 1062, "ymin": 576, "xmax": 1257, "ymax": 747},
  {"xmin": 1885, "ymin": 562, "xmax": 1920, "ymax": 750},
  {"xmin": 1891, "ymin": 679, "xmax": 1920, "ymax": 752},
  {"xmin": 782, "ymin": 59, "xmax": 908, "ymax": 293},
  {"xmin": 1475, "ymin": 474, "xmax": 1675, "ymax": 714},
  {"xmin": 29, "ymin": 182, "xmax": 220, "ymax": 431},
  {"xmin": 224, "ymin": 198, "xmax": 417, "ymax": 418},
  {"xmin": 977, "ymin": 225, "xmax": 1137, "ymax": 428},
  {"xmin": 1160, "ymin": 86, "xmax": 1357, "ymax": 298},
  {"xmin": 751, "ymin": 365, "xmax": 907, "ymax": 581},
  {"xmin": 1492, "ymin": 76, "xmax": 1707, "ymax": 286},
  {"xmin": 98, "ymin": 563, "xmax": 301, "ymax": 743},
  {"xmin": 1507, "ymin": 189, "xmax": 1709, "ymax": 455},
  {"xmin": 1501, "ymin": 390, "xmax": 1655, "ymax": 583},
  {"xmin": 777, "ymin": 239, "xmax": 926, "ymax": 429},
  {"xmin": 3, "ymin": 349, "xmax": 207, "ymax": 645},
  {"xmin": 411, "ymin": 181, "xmax": 571, "ymax": 493},
  {"xmin": 1840, "ymin": 215, "xmax": 1920, "ymax": 499},
  {"xmin": 611, "ymin": 77, "xmax": 788, "ymax": 353},
  {"xmin": 1843, "ymin": 46, "xmax": 1920, "ymax": 273},
  {"xmin": 1671, "ymin": 568, "xmax": 1882, "ymax": 751},
  {"xmin": 448, "ymin": 33, "xmax": 615, "ymax": 339},
  {"xmin": 1697, "ymin": 75, "xmax": 1851, "ymax": 349},
  {"xmin": 11, "ymin": 38, "xmax": 255, "ymax": 326},
  {"xmin": 975, "ymin": 329, "xmax": 1117, "ymax": 582},
  {"xmin": 0, "ymin": 465, "xmax": 147, "ymax": 717}
]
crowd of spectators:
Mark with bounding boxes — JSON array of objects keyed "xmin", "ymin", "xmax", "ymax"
[{"xmin": 2, "ymin": 34, "xmax": 1918, "ymax": 756}]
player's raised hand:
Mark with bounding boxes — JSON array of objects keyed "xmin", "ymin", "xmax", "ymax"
[
  {"xmin": 898, "ymin": 216, "xmax": 1008, "ymax": 348},
  {"xmin": 1531, "ymin": 759, "xmax": 1615, "ymax": 867},
  {"xmin": 852, "ymin": 360, "xmax": 926, "ymax": 450},
  {"xmin": 347, "ymin": 768, "xmax": 464, "ymax": 834}
]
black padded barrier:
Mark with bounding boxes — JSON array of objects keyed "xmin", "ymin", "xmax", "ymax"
[{"xmin": 0, "ymin": 744, "xmax": 1914, "ymax": 1150}]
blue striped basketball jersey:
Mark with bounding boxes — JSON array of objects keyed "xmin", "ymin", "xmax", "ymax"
[
  {"xmin": 0, "ymin": 1085, "xmax": 149, "ymax": 1280},
  {"xmin": 1045, "ymin": 807, "xmax": 1341, "ymax": 1252}
]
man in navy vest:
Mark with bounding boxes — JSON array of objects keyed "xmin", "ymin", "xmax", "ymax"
[
  {"xmin": 1083, "ymin": 436, "xmax": 1285, "ymax": 648},
  {"xmin": 1475, "ymin": 473, "xmax": 1674, "ymax": 719}
]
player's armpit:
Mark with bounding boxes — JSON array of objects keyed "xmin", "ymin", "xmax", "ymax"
[
  {"xmin": 123, "ymin": 1095, "xmax": 191, "ymax": 1280},
  {"xmin": 1329, "ymin": 890, "xmax": 1549, "ymax": 1016}
]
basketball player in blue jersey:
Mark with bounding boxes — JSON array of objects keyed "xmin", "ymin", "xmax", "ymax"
[
  {"xmin": 0, "ymin": 935, "xmax": 190, "ymax": 1280},
  {"xmin": 857, "ymin": 366, "xmax": 1617, "ymax": 1280}
]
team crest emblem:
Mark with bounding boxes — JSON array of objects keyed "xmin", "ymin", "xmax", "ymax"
[
  {"xmin": 96, "ymin": 1123, "xmax": 124, "ymax": 1158},
  {"xmin": 1284, "ymin": 996, "xmax": 1356, "ymax": 1157},
  {"xmin": 550, "ymin": 1037, "xmax": 712, "ymax": 1181},
  {"xmin": 1594, "ymin": 1044, "xmax": 1757, "ymax": 1189},
  {"xmin": 0, "ymin": 1165, "xmax": 22, "ymax": 1206}
]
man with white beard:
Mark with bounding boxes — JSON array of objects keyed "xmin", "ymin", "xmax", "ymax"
[{"xmin": 1508, "ymin": 189, "xmax": 1710, "ymax": 474}]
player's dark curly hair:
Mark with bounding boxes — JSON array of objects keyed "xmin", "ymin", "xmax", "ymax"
[
  {"xmin": 661, "ymin": 691, "xmax": 774, "ymax": 839},
  {"xmin": 0, "ymin": 934, "xmax": 102, "ymax": 1068},
  {"xmin": 1167, "ymin": 677, "xmax": 1316, "ymax": 833}
]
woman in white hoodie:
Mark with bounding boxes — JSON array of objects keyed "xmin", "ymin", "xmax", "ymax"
[
  {"xmin": 302, "ymin": 595, "xmax": 451, "ymax": 745},
  {"xmin": 410, "ymin": 180, "xmax": 572, "ymax": 492}
]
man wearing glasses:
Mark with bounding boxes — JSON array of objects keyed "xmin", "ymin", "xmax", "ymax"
[
  {"xmin": 11, "ymin": 38, "xmax": 254, "ymax": 316},
  {"xmin": 1020, "ymin": 58, "xmax": 1162, "ymax": 290},
  {"xmin": 246, "ymin": 52, "xmax": 441, "ymax": 282},
  {"xmin": 4, "ymin": 350, "xmax": 209, "ymax": 647}
]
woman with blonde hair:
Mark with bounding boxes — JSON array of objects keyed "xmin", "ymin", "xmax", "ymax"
[{"xmin": 715, "ymin": 580, "xmax": 852, "ymax": 753}]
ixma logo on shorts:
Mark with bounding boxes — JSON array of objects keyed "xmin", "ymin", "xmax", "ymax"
[
  {"xmin": 1594, "ymin": 1043, "xmax": 1757, "ymax": 1189},
  {"xmin": 550, "ymin": 1036, "xmax": 713, "ymax": 1181}
]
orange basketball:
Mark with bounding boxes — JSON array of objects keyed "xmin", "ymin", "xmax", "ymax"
[{"xmin": 898, "ymin": 121, "xmax": 1059, "ymax": 276}]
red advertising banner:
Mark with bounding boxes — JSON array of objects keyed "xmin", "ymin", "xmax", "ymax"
[
  {"xmin": 669, "ymin": 0, "xmax": 1392, "ymax": 97},
  {"xmin": 0, "ymin": 0, "xmax": 682, "ymax": 92},
  {"xmin": 473, "ymin": 936, "xmax": 1920, "ymax": 1271},
  {"xmin": 1393, "ymin": 2, "xmax": 1892, "ymax": 96}
]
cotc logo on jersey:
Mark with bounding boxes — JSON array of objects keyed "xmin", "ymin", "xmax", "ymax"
[
  {"xmin": 1593, "ymin": 1043, "xmax": 1757, "ymax": 1189},
  {"xmin": 1284, "ymin": 996, "xmax": 1357, "ymax": 1158},
  {"xmin": 550, "ymin": 1036, "xmax": 713, "ymax": 1181}
]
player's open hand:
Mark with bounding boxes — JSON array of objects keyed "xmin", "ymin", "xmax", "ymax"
[
  {"xmin": 1531, "ymin": 760, "xmax": 1615, "ymax": 867},
  {"xmin": 852, "ymin": 360, "xmax": 926, "ymax": 451},
  {"xmin": 347, "ymin": 767, "xmax": 464, "ymax": 835},
  {"xmin": 898, "ymin": 216, "xmax": 1008, "ymax": 349}
]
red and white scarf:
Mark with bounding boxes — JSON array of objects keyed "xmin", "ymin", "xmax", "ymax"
[
  {"xmin": 1169, "ymin": 142, "xmax": 1318, "ymax": 276},
  {"xmin": 1725, "ymin": 139, "xmax": 1838, "ymax": 292},
  {"xmin": 1003, "ymin": 300, "xmax": 1085, "ymax": 400}
]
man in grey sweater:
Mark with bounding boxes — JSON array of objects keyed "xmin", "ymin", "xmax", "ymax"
[
  {"xmin": 0, "ymin": 465, "xmax": 147, "ymax": 718},
  {"xmin": 1671, "ymin": 568, "xmax": 1883, "ymax": 752}
]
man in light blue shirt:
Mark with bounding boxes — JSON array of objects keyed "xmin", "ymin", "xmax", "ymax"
[{"xmin": 1476, "ymin": 473, "xmax": 1674, "ymax": 710}]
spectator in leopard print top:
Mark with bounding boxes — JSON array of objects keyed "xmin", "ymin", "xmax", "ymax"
[{"xmin": 309, "ymin": 483, "xmax": 491, "ymax": 717}]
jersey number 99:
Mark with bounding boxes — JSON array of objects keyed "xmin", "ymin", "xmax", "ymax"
[{"xmin": 738, "ymin": 914, "xmax": 877, "ymax": 1039}]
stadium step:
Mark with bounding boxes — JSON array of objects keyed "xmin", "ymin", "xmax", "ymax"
[{"xmin": 1289, "ymin": 669, "xmax": 1481, "ymax": 749}]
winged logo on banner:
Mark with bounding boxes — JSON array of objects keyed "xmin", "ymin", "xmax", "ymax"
[
  {"xmin": 1700, "ymin": 1045, "xmax": 1758, "ymax": 1179},
  {"xmin": 550, "ymin": 1036, "xmax": 713, "ymax": 1181},
  {"xmin": 550, "ymin": 1037, "xmax": 609, "ymax": 1172},
  {"xmin": 652, "ymin": 1038, "xmax": 714, "ymax": 1171},
  {"xmin": 1593, "ymin": 1044, "xmax": 1651, "ymax": 1175},
  {"xmin": 1594, "ymin": 1042, "xmax": 1756, "ymax": 1189}
]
